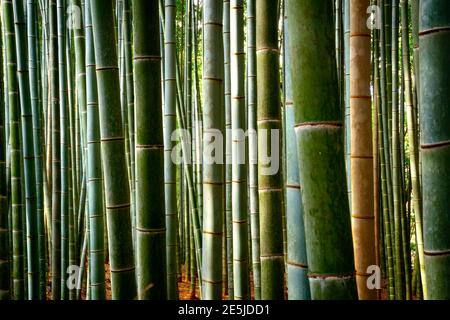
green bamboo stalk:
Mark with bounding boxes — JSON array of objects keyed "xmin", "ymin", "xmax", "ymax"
[
  {"xmin": 20, "ymin": 129, "xmax": 27, "ymax": 299},
  {"xmin": 336, "ymin": 0, "xmax": 344, "ymax": 118},
  {"xmin": 90, "ymin": 0, "xmax": 137, "ymax": 300},
  {"xmin": 192, "ymin": 0, "xmax": 203, "ymax": 234},
  {"xmin": 2, "ymin": 0, "xmax": 25, "ymax": 300},
  {"xmin": 85, "ymin": 0, "xmax": 105, "ymax": 300},
  {"xmin": 344, "ymin": 0, "xmax": 351, "ymax": 209},
  {"xmin": 122, "ymin": 0, "xmax": 136, "ymax": 238},
  {"xmin": 189, "ymin": 212, "xmax": 196, "ymax": 299},
  {"xmin": 48, "ymin": 0, "xmax": 62, "ymax": 300},
  {"xmin": 184, "ymin": 175, "xmax": 190, "ymax": 282},
  {"xmin": 26, "ymin": 0, "xmax": 46, "ymax": 300},
  {"xmin": 411, "ymin": 0, "xmax": 419, "ymax": 100},
  {"xmin": 182, "ymin": 0, "xmax": 197, "ymax": 294},
  {"xmin": 400, "ymin": 0, "xmax": 427, "ymax": 300},
  {"xmin": 71, "ymin": 0, "xmax": 87, "ymax": 208},
  {"xmin": 223, "ymin": 0, "xmax": 233, "ymax": 300},
  {"xmin": 202, "ymin": 0, "xmax": 224, "ymax": 300},
  {"xmin": 68, "ymin": 42, "xmax": 78, "ymax": 252},
  {"xmin": 419, "ymin": 0, "xmax": 450, "ymax": 300},
  {"xmin": 76, "ymin": 174, "xmax": 86, "ymax": 253},
  {"xmin": 133, "ymin": 0, "xmax": 167, "ymax": 300},
  {"xmin": 379, "ymin": 0, "xmax": 396, "ymax": 299},
  {"xmin": 56, "ymin": 0, "xmax": 70, "ymax": 300},
  {"xmin": 256, "ymin": 0, "xmax": 284, "ymax": 300},
  {"xmin": 391, "ymin": 0, "xmax": 406, "ymax": 300},
  {"xmin": 173, "ymin": 60, "xmax": 203, "ymax": 296},
  {"xmin": 230, "ymin": 0, "xmax": 249, "ymax": 301},
  {"xmin": 183, "ymin": 4, "xmax": 202, "ymax": 286},
  {"xmin": 246, "ymin": 0, "xmax": 261, "ymax": 301},
  {"xmin": 374, "ymin": 16, "xmax": 395, "ymax": 300},
  {"xmin": 287, "ymin": 0, "xmax": 357, "ymax": 300},
  {"xmin": 164, "ymin": 0, "xmax": 179, "ymax": 301},
  {"xmin": 65, "ymin": 30, "xmax": 77, "ymax": 300},
  {"xmin": 0, "ymin": 10, "xmax": 11, "ymax": 300},
  {"xmin": 284, "ymin": 10, "xmax": 310, "ymax": 301},
  {"xmin": 12, "ymin": 0, "xmax": 40, "ymax": 299}
]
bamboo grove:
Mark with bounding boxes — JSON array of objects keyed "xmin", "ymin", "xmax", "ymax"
[{"xmin": 0, "ymin": 0, "xmax": 449, "ymax": 301}]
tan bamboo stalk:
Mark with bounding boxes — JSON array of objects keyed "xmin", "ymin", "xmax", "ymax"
[{"xmin": 350, "ymin": 0, "xmax": 376, "ymax": 300}]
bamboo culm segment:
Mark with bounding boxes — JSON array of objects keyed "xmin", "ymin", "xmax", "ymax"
[
  {"xmin": 0, "ymin": 7, "xmax": 10, "ymax": 299},
  {"xmin": 133, "ymin": 0, "xmax": 167, "ymax": 300},
  {"xmin": 85, "ymin": 0, "xmax": 106, "ymax": 300},
  {"xmin": 2, "ymin": 0, "xmax": 25, "ymax": 300},
  {"xmin": 230, "ymin": 0, "xmax": 250, "ymax": 301},
  {"xmin": 90, "ymin": 0, "xmax": 136, "ymax": 300},
  {"xmin": 223, "ymin": 0, "xmax": 234, "ymax": 301},
  {"xmin": 256, "ymin": 0, "xmax": 285, "ymax": 300},
  {"xmin": 202, "ymin": 0, "xmax": 224, "ymax": 300},
  {"xmin": 26, "ymin": 0, "xmax": 46, "ymax": 300},
  {"xmin": 349, "ymin": 0, "xmax": 376, "ymax": 300},
  {"xmin": 284, "ymin": 10, "xmax": 310, "ymax": 301},
  {"xmin": 164, "ymin": 0, "xmax": 179, "ymax": 301},
  {"xmin": 419, "ymin": 0, "xmax": 450, "ymax": 300},
  {"xmin": 400, "ymin": 0, "xmax": 427, "ymax": 300},
  {"xmin": 287, "ymin": 0, "xmax": 357, "ymax": 300},
  {"xmin": 246, "ymin": 0, "xmax": 261, "ymax": 301}
]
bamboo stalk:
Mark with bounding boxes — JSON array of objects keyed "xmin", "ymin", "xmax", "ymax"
[
  {"xmin": 400, "ymin": 0, "xmax": 426, "ymax": 300},
  {"xmin": 3, "ymin": 0, "xmax": 25, "ymax": 299},
  {"xmin": 85, "ymin": 0, "xmax": 105, "ymax": 300},
  {"xmin": 223, "ymin": 0, "xmax": 233, "ymax": 300},
  {"xmin": 230, "ymin": 0, "xmax": 250, "ymax": 300},
  {"xmin": 257, "ymin": 0, "xmax": 284, "ymax": 300},
  {"xmin": 164, "ymin": 0, "xmax": 179, "ymax": 301},
  {"xmin": 0, "ymin": 4, "xmax": 11, "ymax": 300},
  {"xmin": 133, "ymin": 0, "xmax": 167, "ymax": 300},
  {"xmin": 419, "ymin": 0, "xmax": 450, "ymax": 300},
  {"xmin": 246, "ymin": 0, "xmax": 261, "ymax": 301},
  {"xmin": 284, "ymin": 9, "xmax": 310, "ymax": 301},
  {"xmin": 287, "ymin": 0, "xmax": 357, "ymax": 300},
  {"xmin": 11, "ymin": 0, "xmax": 40, "ymax": 299},
  {"xmin": 202, "ymin": 0, "xmax": 224, "ymax": 300},
  {"xmin": 349, "ymin": 0, "xmax": 376, "ymax": 300},
  {"xmin": 90, "ymin": 0, "xmax": 137, "ymax": 300}
]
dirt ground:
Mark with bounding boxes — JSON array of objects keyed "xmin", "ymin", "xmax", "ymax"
[{"xmin": 45, "ymin": 263, "xmax": 398, "ymax": 300}]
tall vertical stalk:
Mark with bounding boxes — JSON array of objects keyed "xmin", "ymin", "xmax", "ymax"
[
  {"xmin": 122, "ymin": 0, "xmax": 136, "ymax": 234},
  {"xmin": 91, "ymin": 0, "xmax": 137, "ymax": 300},
  {"xmin": 12, "ymin": 0, "xmax": 40, "ymax": 299},
  {"xmin": 85, "ymin": 0, "xmax": 105, "ymax": 300},
  {"xmin": 344, "ymin": 0, "xmax": 351, "ymax": 209},
  {"xmin": 284, "ymin": 9, "xmax": 310, "ymax": 301},
  {"xmin": 230, "ymin": 0, "xmax": 249, "ymax": 300},
  {"xmin": 349, "ymin": 0, "xmax": 376, "ymax": 300},
  {"xmin": 56, "ymin": 0, "xmax": 70, "ymax": 300},
  {"xmin": 419, "ymin": 0, "xmax": 450, "ymax": 300},
  {"xmin": 0, "ymin": 4, "xmax": 11, "ymax": 301},
  {"xmin": 246, "ymin": 0, "xmax": 261, "ymax": 301},
  {"xmin": 164, "ymin": 0, "xmax": 179, "ymax": 301},
  {"xmin": 287, "ymin": 0, "xmax": 357, "ymax": 300},
  {"xmin": 48, "ymin": 0, "xmax": 62, "ymax": 300},
  {"xmin": 400, "ymin": 0, "xmax": 426, "ymax": 300},
  {"xmin": 2, "ymin": 0, "xmax": 25, "ymax": 300},
  {"xmin": 223, "ymin": 0, "xmax": 233, "ymax": 300},
  {"xmin": 27, "ymin": 0, "xmax": 46, "ymax": 299},
  {"xmin": 202, "ymin": 0, "xmax": 224, "ymax": 300},
  {"xmin": 133, "ymin": 0, "xmax": 167, "ymax": 300},
  {"xmin": 256, "ymin": 0, "xmax": 284, "ymax": 300},
  {"xmin": 391, "ymin": 0, "xmax": 406, "ymax": 300}
]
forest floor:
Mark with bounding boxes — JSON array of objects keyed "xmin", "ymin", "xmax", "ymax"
[{"xmin": 45, "ymin": 263, "xmax": 401, "ymax": 300}]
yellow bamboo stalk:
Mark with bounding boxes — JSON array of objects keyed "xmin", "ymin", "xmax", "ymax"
[{"xmin": 350, "ymin": 0, "xmax": 376, "ymax": 300}]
